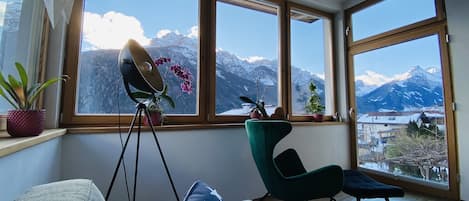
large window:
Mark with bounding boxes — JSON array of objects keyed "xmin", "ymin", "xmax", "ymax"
[
  {"xmin": 62, "ymin": 0, "xmax": 337, "ymax": 126},
  {"xmin": 0, "ymin": 0, "xmax": 47, "ymax": 113},
  {"xmin": 289, "ymin": 5, "xmax": 334, "ymax": 119},
  {"xmin": 76, "ymin": 0, "xmax": 198, "ymax": 115},
  {"xmin": 346, "ymin": 0, "xmax": 458, "ymax": 199},
  {"xmin": 215, "ymin": 1, "xmax": 279, "ymax": 117}
]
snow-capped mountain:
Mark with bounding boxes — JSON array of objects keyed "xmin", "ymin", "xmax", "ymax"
[
  {"xmin": 77, "ymin": 30, "xmax": 444, "ymax": 115},
  {"xmin": 356, "ymin": 66, "xmax": 443, "ymax": 114}
]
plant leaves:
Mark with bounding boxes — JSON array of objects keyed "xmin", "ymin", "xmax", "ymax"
[
  {"xmin": 161, "ymin": 94, "xmax": 175, "ymax": 108},
  {"xmin": 15, "ymin": 62, "xmax": 28, "ymax": 101},
  {"xmin": 130, "ymin": 91, "xmax": 152, "ymax": 99},
  {"xmin": 27, "ymin": 76, "xmax": 67, "ymax": 108},
  {"xmin": 239, "ymin": 96, "xmax": 256, "ymax": 104},
  {"xmin": 0, "ymin": 87, "xmax": 19, "ymax": 109}
]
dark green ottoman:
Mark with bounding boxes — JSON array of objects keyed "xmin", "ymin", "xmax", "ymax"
[{"xmin": 343, "ymin": 170, "xmax": 404, "ymax": 201}]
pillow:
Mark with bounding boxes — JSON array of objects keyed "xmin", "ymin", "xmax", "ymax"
[{"xmin": 183, "ymin": 180, "xmax": 223, "ymax": 201}]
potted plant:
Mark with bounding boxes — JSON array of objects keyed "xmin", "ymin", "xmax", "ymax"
[
  {"xmin": 133, "ymin": 85, "xmax": 174, "ymax": 126},
  {"xmin": 305, "ymin": 81, "xmax": 325, "ymax": 122},
  {"xmin": 239, "ymin": 96, "xmax": 268, "ymax": 119},
  {"xmin": 131, "ymin": 57, "xmax": 193, "ymax": 126},
  {"xmin": 0, "ymin": 62, "xmax": 68, "ymax": 137}
]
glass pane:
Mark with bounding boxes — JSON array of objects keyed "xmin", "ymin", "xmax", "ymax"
[
  {"xmin": 352, "ymin": 0, "xmax": 436, "ymax": 41},
  {"xmin": 354, "ymin": 35, "xmax": 449, "ymax": 186},
  {"xmin": 290, "ymin": 9, "xmax": 333, "ymax": 116},
  {"xmin": 216, "ymin": 1, "xmax": 279, "ymax": 116},
  {"xmin": 0, "ymin": 0, "xmax": 44, "ymax": 113},
  {"xmin": 77, "ymin": 0, "xmax": 199, "ymax": 115}
]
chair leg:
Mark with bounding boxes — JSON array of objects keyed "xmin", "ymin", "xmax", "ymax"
[
  {"xmin": 385, "ymin": 198, "xmax": 390, "ymax": 201},
  {"xmin": 356, "ymin": 198, "xmax": 361, "ymax": 201}
]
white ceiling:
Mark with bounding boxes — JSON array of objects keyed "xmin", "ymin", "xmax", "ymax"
[{"xmin": 291, "ymin": 0, "xmax": 352, "ymax": 13}]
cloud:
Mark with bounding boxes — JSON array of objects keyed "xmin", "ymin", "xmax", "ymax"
[
  {"xmin": 187, "ymin": 26, "xmax": 198, "ymax": 39},
  {"xmin": 356, "ymin": 70, "xmax": 393, "ymax": 86},
  {"xmin": 156, "ymin": 29, "xmax": 172, "ymax": 38},
  {"xmin": 82, "ymin": 11, "xmax": 150, "ymax": 50}
]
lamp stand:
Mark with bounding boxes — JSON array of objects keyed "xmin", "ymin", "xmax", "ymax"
[{"xmin": 105, "ymin": 103, "xmax": 180, "ymax": 201}]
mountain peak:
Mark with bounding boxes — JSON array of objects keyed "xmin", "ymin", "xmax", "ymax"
[
  {"xmin": 409, "ymin": 65, "xmax": 425, "ymax": 73},
  {"xmin": 150, "ymin": 30, "xmax": 197, "ymax": 49}
]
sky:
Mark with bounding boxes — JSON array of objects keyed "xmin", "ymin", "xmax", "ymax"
[
  {"xmin": 352, "ymin": 0, "xmax": 440, "ymax": 81},
  {"xmin": 83, "ymin": 0, "xmax": 441, "ymax": 84}
]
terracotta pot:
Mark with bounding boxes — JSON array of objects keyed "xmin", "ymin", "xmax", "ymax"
[
  {"xmin": 250, "ymin": 110, "xmax": 263, "ymax": 119},
  {"xmin": 7, "ymin": 110, "xmax": 45, "ymax": 137},
  {"xmin": 311, "ymin": 113, "xmax": 324, "ymax": 122},
  {"xmin": 144, "ymin": 111, "xmax": 162, "ymax": 126}
]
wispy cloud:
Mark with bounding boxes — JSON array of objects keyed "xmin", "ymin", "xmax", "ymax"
[
  {"xmin": 187, "ymin": 26, "xmax": 198, "ymax": 39},
  {"xmin": 156, "ymin": 29, "xmax": 174, "ymax": 38},
  {"xmin": 82, "ymin": 11, "xmax": 150, "ymax": 50},
  {"xmin": 356, "ymin": 70, "xmax": 393, "ymax": 86}
]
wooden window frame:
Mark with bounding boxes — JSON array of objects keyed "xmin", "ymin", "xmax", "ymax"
[
  {"xmin": 286, "ymin": 2, "xmax": 337, "ymax": 122},
  {"xmin": 345, "ymin": 0, "xmax": 459, "ymax": 199},
  {"xmin": 61, "ymin": 0, "xmax": 207, "ymax": 126},
  {"xmin": 61, "ymin": 0, "xmax": 337, "ymax": 127},
  {"xmin": 208, "ymin": 0, "xmax": 283, "ymax": 123}
]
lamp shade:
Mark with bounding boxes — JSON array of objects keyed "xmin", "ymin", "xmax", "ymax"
[{"xmin": 118, "ymin": 39, "xmax": 164, "ymax": 97}]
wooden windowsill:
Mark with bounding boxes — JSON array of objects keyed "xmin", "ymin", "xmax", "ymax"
[
  {"xmin": 65, "ymin": 121, "xmax": 348, "ymax": 134},
  {"xmin": 0, "ymin": 129, "xmax": 67, "ymax": 158}
]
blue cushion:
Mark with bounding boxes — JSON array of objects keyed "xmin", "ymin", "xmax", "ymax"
[{"xmin": 183, "ymin": 180, "xmax": 223, "ymax": 201}]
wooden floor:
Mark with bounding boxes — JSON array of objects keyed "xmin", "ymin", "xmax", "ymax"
[{"xmin": 251, "ymin": 191, "xmax": 449, "ymax": 201}]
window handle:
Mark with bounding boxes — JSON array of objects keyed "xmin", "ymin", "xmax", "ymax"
[{"xmin": 349, "ymin": 107, "xmax": 355, "ymax": 119}]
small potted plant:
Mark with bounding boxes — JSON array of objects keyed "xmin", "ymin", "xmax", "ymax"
[
  {"xmin": 131, "ymin": 57, "xmax": 192, "ymax": 126},
  {"xmin": 239, "ymin": 96, "xmax": 268, "ymax": 119},
  {"xmin": 0, "ymin": 62, "xmax": 68, "ymax": 137},
  {"xmin": 133, "ymin": 85, "xmax": 174, "ymax": 126},
  {"xmin": 305, "ymin": 81, "xmax": 325, "ymax": 122}
]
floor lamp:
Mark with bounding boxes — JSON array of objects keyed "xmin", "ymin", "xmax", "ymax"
[{"xmin": 105, "ymin": 39, "xmax": 180, "ymax": 201}]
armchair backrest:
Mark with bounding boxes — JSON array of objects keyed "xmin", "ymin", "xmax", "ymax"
[
  {"xmin": 245, "ymin": 119, "xmax": 344, "ymax": 201},
  {"xmin": 244, "ymin": 120, "xmax": 292, "ymax": 192}
]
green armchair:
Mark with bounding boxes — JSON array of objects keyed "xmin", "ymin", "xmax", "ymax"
[{"xmin": 245, "ymin": 119, "xmax": 343, "ymax": 201}]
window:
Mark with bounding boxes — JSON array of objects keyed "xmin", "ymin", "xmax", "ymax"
[
  {"xmin": 346, "ymin": 0, "xmax": 458, "ymax": 199},
  {"xmin": 354, "ymin": 34, "xmax": 448, "ymax": 185},
  {"xmin": 215, "ymin": 0, "xmax": 279, "ymax": 117},
  {"xmin": 62, "ymin": 0, "xmax": 337, "ymax": 126},
  {"xmin": 289, "ymin": 5, "xmax": 334, "ymax": 119},
  {"xmin": 350, "ymin": 0, "xmax": 437, "ymax": 42},
  {"xmin": 0, "ymin": 0, "xmax": 47, "ymax": 113},
  {"xmin": 63, "ymin": 0, "xmax": 200, "ymax": 125}
]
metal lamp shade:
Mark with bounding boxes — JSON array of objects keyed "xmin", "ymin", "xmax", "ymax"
[{"xmin": 119, "ymin": 39, "xmax": 164, "ymax": 102}]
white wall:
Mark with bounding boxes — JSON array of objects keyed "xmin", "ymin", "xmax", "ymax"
[
  {"xmin": 0, "ymin": 138, "xmax": 62, "ymax": 201},
  {"xmin": 445, "ymin": 1, "xmax": 469, "ymax": 200},
  {"xmin": 61, "ymin": 125, "xmax": 349, "ymax": 201}
]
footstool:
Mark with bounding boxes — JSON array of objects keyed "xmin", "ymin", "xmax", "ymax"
[{"xmin": 343, "ymin": 170, "xmax": 404, "ymax": 201}]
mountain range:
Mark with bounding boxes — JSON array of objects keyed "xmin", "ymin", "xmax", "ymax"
[{"xmin": 77, "ymin": 31, "xmax": 444, "ymax": 115}]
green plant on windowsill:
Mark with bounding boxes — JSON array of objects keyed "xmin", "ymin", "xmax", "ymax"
[
  {"xmin": 305, "ymin": 81, "xmax": 325, "ymax": 122},
  {"xmin": 131, "ymin": 85, "xmax": 174, "ymax": 126},
  {"xmin": 0, "ymin": 62, "xmax": 68, "ymax": 136},
  {"xmin": 239, "ymin": 96, "xmax": 268, "ymax": 119}
]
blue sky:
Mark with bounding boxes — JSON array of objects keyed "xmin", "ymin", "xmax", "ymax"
[{"xmin": 84, "ymin": 0, "xmax": 440, "ymax": 79}]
